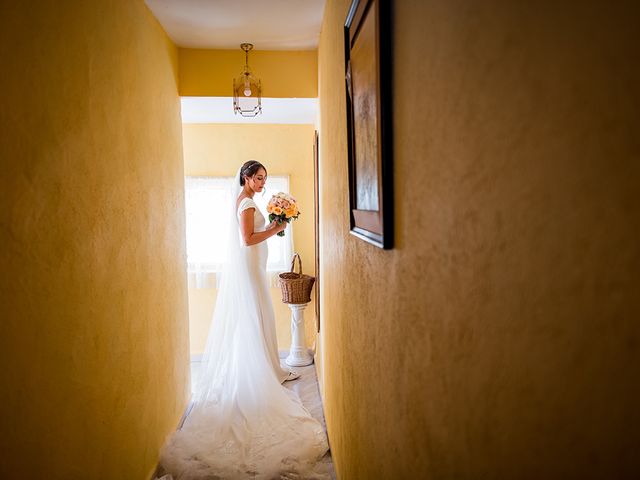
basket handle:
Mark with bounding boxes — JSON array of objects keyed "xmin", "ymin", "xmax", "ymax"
[{"xmin": 290, "ymin": 253, "xmax": 302, "ymax": 274}]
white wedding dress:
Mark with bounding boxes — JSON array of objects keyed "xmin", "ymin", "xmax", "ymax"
[{"xmin": 158, "ymin": 169, "xmax": 329, "ymax": 479}]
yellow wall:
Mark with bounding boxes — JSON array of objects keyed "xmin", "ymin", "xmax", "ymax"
[
  {"xmin": 182, "ymin": 124, "xmax": 317, "ymax": 356},
  {"xmin": 179, "ymin": 49, "xmax": 317, "ymax": 97},
  {"xmin": 318, "ymin": 0, "xmax": 640, "ymax": 478},
  {"xmin": 0, "ymin": 2, "xmax": 190, "ymax": 479}
]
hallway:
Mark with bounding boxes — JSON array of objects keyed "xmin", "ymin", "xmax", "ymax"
[{"xmin": 1, "ymin": 0, "xmax": 639, "ymax": 479}]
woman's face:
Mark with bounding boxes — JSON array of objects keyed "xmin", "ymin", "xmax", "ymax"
[{"xmin": 248, "ymin": 168, "xmax": 267, "ymax": 193}]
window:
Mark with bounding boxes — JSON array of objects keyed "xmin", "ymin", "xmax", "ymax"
[{"xmin": 185, "ymin": 175, "xmax": 293, "ymax": 288}]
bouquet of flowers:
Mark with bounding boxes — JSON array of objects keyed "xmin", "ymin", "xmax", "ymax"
[{"xmin": 267, "ymin": 192, "xmax": 300, "ymax": 237}]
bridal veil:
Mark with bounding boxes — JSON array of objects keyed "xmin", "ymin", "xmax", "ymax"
[{"xmin": 159, "ymin": 167, "xmax": 329, "ymax": 479}]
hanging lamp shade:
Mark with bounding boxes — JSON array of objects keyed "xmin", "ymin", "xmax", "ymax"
[{"xmin": 233, "ymin": 43, "xmax": 262, "ymax": 117}]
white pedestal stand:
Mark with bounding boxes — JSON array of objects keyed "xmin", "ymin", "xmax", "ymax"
[{"xmin": 285, "ymin": 302, "xmax": 313, "ymax": 367}]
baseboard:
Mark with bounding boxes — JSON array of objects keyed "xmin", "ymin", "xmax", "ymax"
[{"xmin": 150, "ymin": 397, "xmax": 194, "ymax": 480}]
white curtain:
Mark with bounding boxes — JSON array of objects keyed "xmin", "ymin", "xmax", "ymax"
[{"xmin": 185, "ymin": 176, "xmax": 293, "ymax": 289}]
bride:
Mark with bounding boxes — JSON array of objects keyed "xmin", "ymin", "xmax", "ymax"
[{"xmin": 159, "ymin": 161, "xmax": 330, "ymax": 479}]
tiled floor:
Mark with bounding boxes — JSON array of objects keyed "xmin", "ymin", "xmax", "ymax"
[{"xmin": 189, "ymin": 353, "xmax": 336, "ymax": 479}]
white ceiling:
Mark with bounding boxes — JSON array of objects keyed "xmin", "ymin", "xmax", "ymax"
[
  {"xmin": 145, "ymin": 0, "xmax": 326, "ymax": 50},
  {"xmin": 181, "ymin": 97, "xmax": 318, "ymax": 124}
]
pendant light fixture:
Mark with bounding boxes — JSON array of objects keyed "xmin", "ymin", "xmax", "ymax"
[{"xmin": 233, "ymin": 43, "xmax": 262, "ymax": 117}]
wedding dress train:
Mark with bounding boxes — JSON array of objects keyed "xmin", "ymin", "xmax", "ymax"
[{"xmin": 158, "ymin": 170, "xmax": 329, "ymax": 479}]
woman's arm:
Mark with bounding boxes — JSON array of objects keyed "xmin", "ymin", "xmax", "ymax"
[{"xmin": 239, "ymin": 208, "xmax": 286, "ymax": 246}]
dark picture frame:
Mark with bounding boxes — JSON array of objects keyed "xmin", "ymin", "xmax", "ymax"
[{"xmin": 344, "ymin": 0, "xmax": 393, "ymax": 249}]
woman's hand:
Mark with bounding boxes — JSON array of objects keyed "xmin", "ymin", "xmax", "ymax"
[{"xmin": 268, "ymin": 219, "xmax": 287, "ymax": 233}]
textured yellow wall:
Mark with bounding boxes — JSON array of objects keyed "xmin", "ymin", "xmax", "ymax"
[
  {"xmin": 0, "ymin": 2, "xmax": 190, "ymax": 479},
  {"xmin": 182, "ymin": 124, "xmax": 317, "ymax": 355},
  {"xmin": 179, "ymin": 49, "xmax": 318, "ymax": 97},
  {"xmin": 318, "ymin": 0, "xmax": 640, "ymax": 478}
]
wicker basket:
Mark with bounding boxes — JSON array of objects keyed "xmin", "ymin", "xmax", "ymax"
[{"xmin": 279, "ymin": 253, "xmax": 315, "ymax": 304}]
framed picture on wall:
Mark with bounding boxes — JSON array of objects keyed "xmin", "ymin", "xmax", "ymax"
[{"xmin": 344, "ymin": 0, "xmax": 393, "ymax": 249}]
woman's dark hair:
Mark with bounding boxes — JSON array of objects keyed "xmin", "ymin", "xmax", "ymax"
[{"xmin": 239, "ymin": 160, "xmax": 267, "ymax": 186}]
